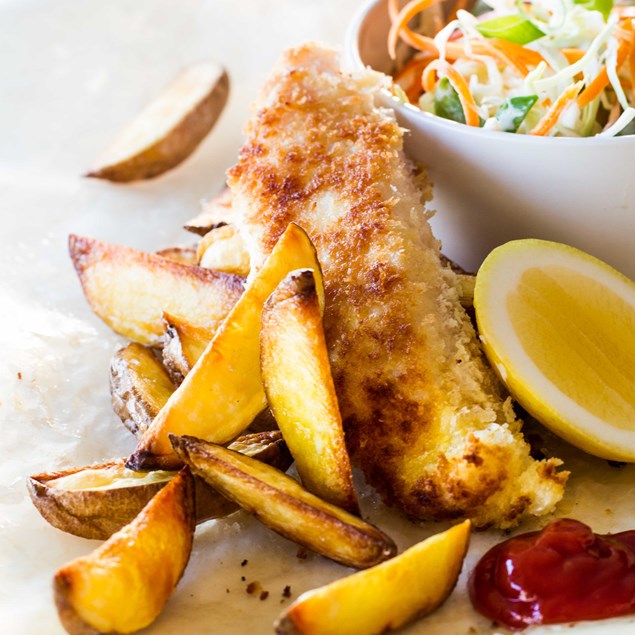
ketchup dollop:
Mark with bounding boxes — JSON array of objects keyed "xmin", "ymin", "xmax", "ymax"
[{"xmin": 469, "ymin": 518, "xmax": 635, "ymax": 630}]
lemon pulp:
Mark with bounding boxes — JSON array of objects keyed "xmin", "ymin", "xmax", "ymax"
[
  {"xmin": 509, "ymin": 265, "xmax": 635, "ymax": 430},
  {"xmin": 475, "ymin": 239, "xmax": 635, "ymax": 461}
]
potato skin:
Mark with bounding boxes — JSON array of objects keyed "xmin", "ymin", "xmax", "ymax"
[
  {"xmin": 28, "ymin": 461, "xmax": 165, "ymax": 541},
  {"xmin": 86, "ymin": 66, "xmax": 229, "ymax": 182},
  {"xmin": 110, "ymin": 343, "xmax": 176, "ymax": 437},
  {"xmin": 161, "ymin": 312, "xmax": 215, "ymax": 380},
  {"xmin": 28, "ymin": 431, "xmax": 292, "ymax": 540},
  {"xmin": 53, "ymin": 469, "xmax": 195, "ymax": 635},
  {"xmin": 171, "ymin": 435, "xmax": 397, "ymax": 569}
]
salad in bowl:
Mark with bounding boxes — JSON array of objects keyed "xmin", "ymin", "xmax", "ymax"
[{"xmin": 389, "ymin": 0, "xmax": 635, "ymax": 136}]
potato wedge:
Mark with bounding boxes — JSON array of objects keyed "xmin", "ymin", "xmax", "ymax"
[
  {"xmin": 197, "ymin": 224, "xmax": 251, "ymax": 276},
  {"xmin": 110, "ymin": 342, "xmax": 175, "ymax": 437},
  {"xmin": 171, "ymin": 435, "xmax": 396, "ymax": 569},
  {"xmin": 54, "ymin": 468, "xmax": 195, "ymax": 635},
  {"xmin": 184, "ymin": 186, "xmax": 235, "ymax": 235},
  {"xmin": 28, "ymin": 460, "xmax": 172, "ymax": 541},
  {"xmin": 161, "ymin": 311, "xmax": 215, "ymax": 378},
  {"xmin": 28, "ymin": 431, "xmax": 291, "ymax": 540},
  {"xmin": 69, "ymin": 234, "xmax": 244, "ymax": 346},
  {"xmin": 128, "ymin": 223, "xmax": 324, "ymax": 471},
  {"xmin": 274, "ymin": 520, "xmax": 471, "ymax": 635},
  {"xmin": 262, "ymin": 269, "xmax": 359, "ymax": 515},
  {"xmin": 86, "ymin": 63, "xmax": 229, "ymax": 182},
  {"xmin": 156, "ymin": 244, "xmax": 198, "ymax": 265}
]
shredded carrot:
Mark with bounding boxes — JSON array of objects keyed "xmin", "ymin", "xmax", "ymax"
[
  {"xmin": 422, "ymin": 59, "xmax": 481, "ymax": 126},
  {"xmin": 388, "ymin": 0, "xmax": 444, "ymax": 59},
  {"xmin": 394, "ymin": 54, "xmax": 435, "ymax": 102},
  {"xmin": 397, "ymin": 27, "xmax": 445, "ymax": 56},
  {"xmin": 628, "ymin": 20, "xmax": 635, "ymax": 102},
  {"xmin": 488, "ymin": 38, "xmax": 545, "ymax": 68},
  {"xmin": 562, "ymin": 48, "xmax": 586, "ymax": 64},
  {"xmin": 473, "ymin": 39, "xmax": 530, "ymax": 76},
  {"xmin": 530, "ymin": 81, "xmax": 584, "ymax": 135},
  {"xmin": 578, "ymin": 30, "xmax": 632, "ymax": 107},
  {"xmin": 421, "ymin": 60, "xmax": 441, "ymax": 92}
]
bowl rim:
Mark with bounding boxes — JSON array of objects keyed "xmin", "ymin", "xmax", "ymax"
[{"xmin": 345, "ymin": 0, "xmax": 635, "ymax": 146}]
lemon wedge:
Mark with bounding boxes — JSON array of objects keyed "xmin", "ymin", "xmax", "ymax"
[{"xmin": 474, "ymin": 239, "xmax": 635, "ymax": 462}]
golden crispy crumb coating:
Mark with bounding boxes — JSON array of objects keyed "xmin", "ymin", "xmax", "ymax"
[{"xmin": 228, "ymin": 43, "xmax": 566, "ymax": 528}]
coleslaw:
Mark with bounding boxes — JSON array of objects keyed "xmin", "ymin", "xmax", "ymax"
[{"xmin": 389, "ymin": 0, "xmax": 635, "ymax": 135}]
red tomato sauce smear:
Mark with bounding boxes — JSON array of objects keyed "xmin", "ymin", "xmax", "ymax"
[{"xmin": 469, "ymin": 518, "xmax": 635, "ymax": 630}]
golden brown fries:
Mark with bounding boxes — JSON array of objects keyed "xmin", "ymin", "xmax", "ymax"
[
  {"xmin": 184, "ymin": 186, "xmax": 235, "ymax": 235},
  {"xmin": 110, "ymin": 342, "xmax": 176, "ymax": 436},
  {"xmin": 54, "ymin": 468, "xmax": 195, "ymax": 634},
  {"xmin": 128, "ymin": 223, "xmax": 324, "ymax": 471},
  {"xmin": 161, "ymin": 311, "xmax": 215, "ymax": 379},
  {"xmin": 171, "ymin": 435, "xmax": 397, "ymax": 569},
  {"xmin": 197, "ymin": 224, "xmax": 251, "ymax": 276},
  {"xmin": 69, "ymin": 234, "xmax": 244, "ymax": 346},
  {"xmin": 275, "ymin": 520, "xmax": 471, "ymax": 635},
  {"xmin": 86, "ymin": 63, "xmax": 229, "ymax": 182},
  {"xmin": 29, "ymin": 431, "xmax": 292, "ymax": 540},
  {"xmin": 261, "ymin": 269, "xmax": 359, "ymax": 515}
]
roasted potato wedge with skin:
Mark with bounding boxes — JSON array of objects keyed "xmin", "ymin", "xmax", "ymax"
[
  {"xmin": 197, "ymin": 224, "xmax": 251, "ymax": 276},
  {"xmin": 28, "ymin": 460, "xmax": 173, "ymax": 541},
  {"xmin": 262, "ymin": 269, "xmax": 359, "ymax": 515},
  {"xmin": 184, "ymin": 186, "xmax": 235, "ymax": 236},
  {"xmin": 128, "ymin": 223, "xmax": 324, "ymax": 471},
  {"xmin": 69, "ymin": 234, "xmax": 244, "ymax": 346},
  {"xmin": 29, "ymin": 431, "xmax": 291, "ymax": 540},
  {"xmin": 156, "ymin": 244, "xmax": 198, "ymax": 265},
  {"xmin": 110, "ymin": 342, "xmax": 175, "ymax": 437},
  {"xmin": 171, "ymin": 435, "xmax": 397, "ymax": 569},
  {"xmin": 54, "ymin": 468, "xmax": 195, "ymax": 635},
  {"xmin": 161, "ymin": 311, "xmax": 215, "ymax": 379},
  {"xmin": 275, "ymin": 520, "xmax": 471, "ymax": 635},
  {"xmin": 86, "ymin": 63, "xmax": 229, "ymax": 182}
]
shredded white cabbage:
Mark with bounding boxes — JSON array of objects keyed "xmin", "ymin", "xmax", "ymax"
[{"xmin": 393, "ymin": 0, "xmax": 634, "ymax": 136}]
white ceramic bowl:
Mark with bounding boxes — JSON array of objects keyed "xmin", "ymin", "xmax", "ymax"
[{"xmin": 345, "ymin": 0, "xmax": 635, "ymax": 276}]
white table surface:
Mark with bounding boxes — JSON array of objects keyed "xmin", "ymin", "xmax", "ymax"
[{"xmin": 1, "ymin": 1, "xmax": 635, "ymax": 634}]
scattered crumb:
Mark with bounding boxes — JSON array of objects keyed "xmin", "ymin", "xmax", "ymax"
[
  {"xmin": 296, "ymin": 548, "xmax": 308, "ymax": 560},
  {"xmin": 246, "ymin": 581, "xmax": 261, "ymax": 595},
  {"xmin": 259, "ymin": 591, "xmax": 269, "ymax": 601},
  {"xmin": 17, "ymin": 372, "xmax": 22, "ymax": 380},
  {"xmin": 282, "ymin": 585, "xmax": 292, "ymax": 598},
  {"xmin": 241, "ymin": 559, "xmax": 248, "ymax": 566}
]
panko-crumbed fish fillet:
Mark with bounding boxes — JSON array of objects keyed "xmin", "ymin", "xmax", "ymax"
[{"xmin": 227, "ymin": 43, "xmax": 567, "ymax": 528}]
